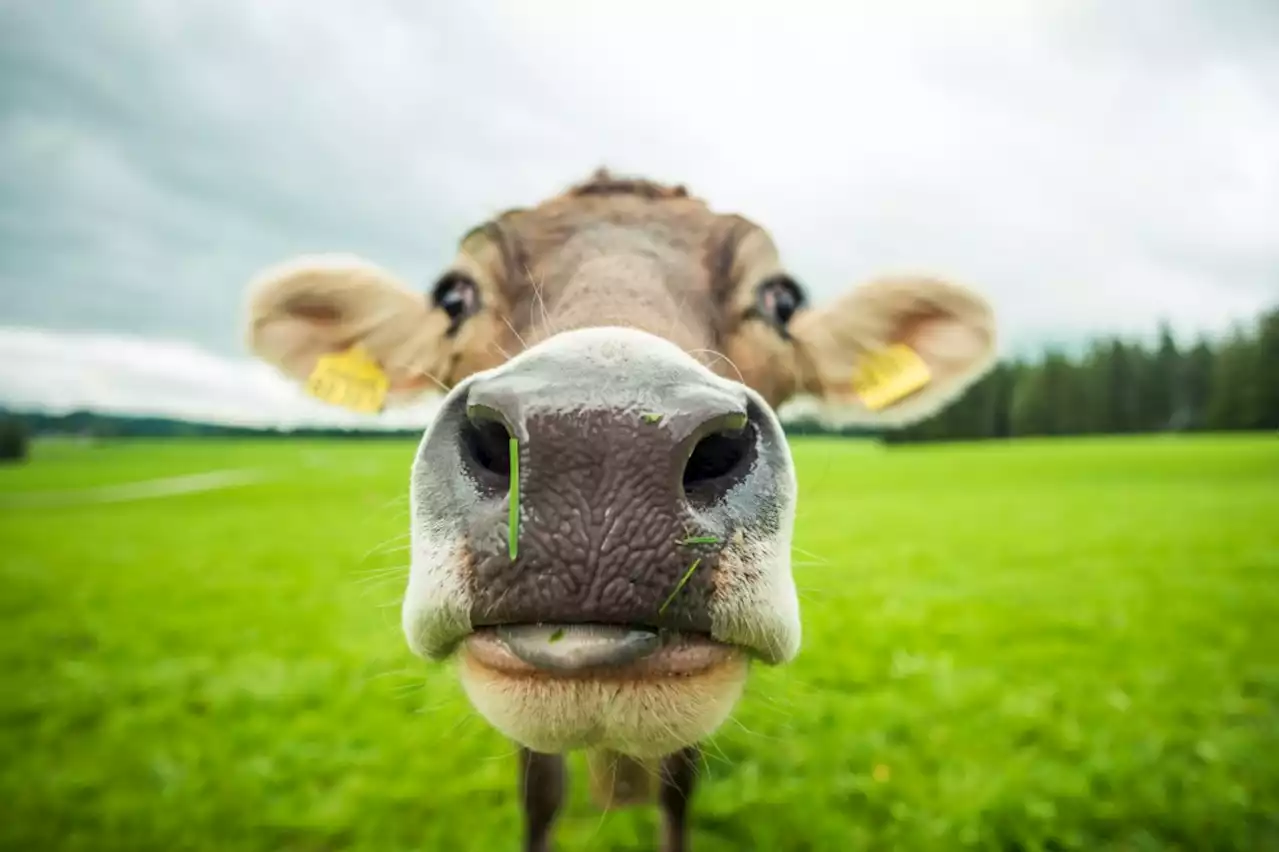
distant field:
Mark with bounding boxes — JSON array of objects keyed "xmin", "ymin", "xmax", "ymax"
[{"xmin": 0, "ymin": 434, "xmax": 1275, "ymax": 851}]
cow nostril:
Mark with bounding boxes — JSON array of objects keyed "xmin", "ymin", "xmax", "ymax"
[
  {"xmin": 682, "ymin": 423, "xmax": 754, "ymax": 496},
  {"xmin": 460, "ymin": 410, "xmax": 512, "ymax": 484}
]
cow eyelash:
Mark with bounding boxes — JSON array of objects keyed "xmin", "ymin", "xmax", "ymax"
[{"xmin": 430, "ymin": 272, "xmax": 481, "ymax": 333}]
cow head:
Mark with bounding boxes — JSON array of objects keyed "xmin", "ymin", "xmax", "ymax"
[{"xmin": 242, "ymin": 170, "xmax": 997, "ymax": 759}]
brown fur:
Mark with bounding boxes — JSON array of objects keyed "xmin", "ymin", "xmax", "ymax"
[
  {"xmin": 586, "ymin": 749, "xmax": 658, "ymax": 809},
  {"xmin": 442, "ymin": 169, "xmax": 796, "ymax": 404},
  {"xmin": 564, "ymin": 167, "xmax": 693, "ymax": 200}
]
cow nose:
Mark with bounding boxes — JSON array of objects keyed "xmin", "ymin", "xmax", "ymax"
[
  {"xmin": 455, "ymin": 380, "xmax": 756, "ymax": 510},
  {"xmin": 678, "ymin": 410, "xmax": 756, "ymax": 508},
  {"xmin": 454, "ymin": 403, "xmax": 515, "ymax": 492},
  {"xmin": 412, "ymin": 346, "xmax": 787, "ymax": 640}
]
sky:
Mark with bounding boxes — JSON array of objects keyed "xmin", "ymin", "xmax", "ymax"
[{"xmin": 0, "ymin": 0, "xmax": 1275, "ymax": 428}]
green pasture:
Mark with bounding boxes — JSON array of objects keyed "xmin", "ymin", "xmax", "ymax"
[{"xmin": 0, "ymin": 434, "xmax": 1275, "ymax": 850}]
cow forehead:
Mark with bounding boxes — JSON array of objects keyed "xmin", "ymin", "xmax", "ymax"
[
  {"xmin": 463, "ymin": 172, "xmax": 767, "ymax": 274},
  {"xmin": 506, "ymin": 204, "xmax": 727, "ymax": 351},
  {"xmin": 504, "ymin": 193, "xmax": 729, "ymax": 282},
  {"xmin": 463, "ymin": 184, "xmax": 783, "ymax": 313},
  {"xmin": 437, "ymin": 173, "xmax": 794, "ymax": 367}
]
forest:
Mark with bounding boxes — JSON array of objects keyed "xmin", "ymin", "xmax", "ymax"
[{"xmin": 793, "ymin": 304, "xmax": 1279, "ymax": 443}]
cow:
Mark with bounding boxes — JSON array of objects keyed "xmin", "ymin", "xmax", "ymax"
[{"xmin": 242, "ymin": 169, "xmax": 997, "ymax": 851}]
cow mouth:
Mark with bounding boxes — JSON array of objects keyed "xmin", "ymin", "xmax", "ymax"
[{"xmin": 461, "ymin": 624, "xmax": 742, "ymax": 680}]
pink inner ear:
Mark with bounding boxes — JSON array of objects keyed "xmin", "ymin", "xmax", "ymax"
[
  {"xmin": 900, "ymin": 314, "xmax": 985, "ymax": 367},
  {"xmin": 287, "ymin": 301, "xmax": 342, "ymax": 323}
]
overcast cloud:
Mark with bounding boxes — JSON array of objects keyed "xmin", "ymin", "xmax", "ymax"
[{"xmin": 0, "ymin": 0, "xmax": 1275, "ymax": 427}]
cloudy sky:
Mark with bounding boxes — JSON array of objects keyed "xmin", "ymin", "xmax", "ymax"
[{"xmin": 0, "ymin": 0, "xmax": 1275, "ymax": 427}]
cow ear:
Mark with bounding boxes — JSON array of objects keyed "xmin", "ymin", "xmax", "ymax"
[
  {"xmin": 244, "ymin": 254, "xmax": 448, "ymax": 408},
  {"xmin": 787, "ymin": 275, "xmax": 998, "ymax": 426}
]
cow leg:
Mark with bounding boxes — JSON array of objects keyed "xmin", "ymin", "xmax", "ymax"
[
  {"xmin": 657, "ymin": 745, "xmax": 700, "ymax": 852},
  {"xmin": 518, "ymin": 747, "xmax": 566, "ymax": 852}
]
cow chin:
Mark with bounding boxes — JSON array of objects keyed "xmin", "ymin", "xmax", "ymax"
[
  {"xmin": 402, "ymin": 528, "xmax": 802, "ymax": 757},
  {"xmin": 456, "ymin": 643, "xmax": 749, "ymax": 757}
]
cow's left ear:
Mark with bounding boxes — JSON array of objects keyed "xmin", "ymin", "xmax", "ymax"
[{"xmin": 787, "ymin": 276, "xmax": 998, "ymax": 426}]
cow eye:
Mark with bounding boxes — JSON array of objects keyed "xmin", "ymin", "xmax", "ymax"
[
  {"xmin": 430, "ymin": 272, "xmax": 480, "ymax": 332},
  {"xmin": 756, "ymin": 275, "xmax": 806, "ymax": 331}
]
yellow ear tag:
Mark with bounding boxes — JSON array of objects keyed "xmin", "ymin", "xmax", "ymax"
[
  {"xmin": 305, "ymin": 345, "xmax": 390, "ymax": 414},
  {"xmin": 851, "ymin": 343, "xmax": 932, "ymax": 411}
]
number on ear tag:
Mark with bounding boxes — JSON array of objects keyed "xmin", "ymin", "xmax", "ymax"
[
  {"xmin": 305, "ymin": 345, "xmax": 390, "ymax": 414},
  {"xmin": 851, "ymin": 343, "xmax": 932, "ymax": 411}
]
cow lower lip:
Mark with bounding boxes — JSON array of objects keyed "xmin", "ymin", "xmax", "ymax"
[
  {"xmin": 463, "ymin": 625, "xmax": 740, "ymax": 679},
  {"xmin": 495, "ymin": 623, "xmax": 662, "ymax": 671}
]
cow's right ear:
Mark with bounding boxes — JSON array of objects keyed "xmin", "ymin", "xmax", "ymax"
[{"xmin": 244, "ymin": 254, "xmax": 449, "ymax": 408}]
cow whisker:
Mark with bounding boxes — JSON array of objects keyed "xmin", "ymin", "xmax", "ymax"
[
  {"xmin": 498, "ymin": 315, "xmax": 529, "ymax": 353},
  {"xmin": 688, "ymin": 347, "xmax": 746, "ymax": 386}
]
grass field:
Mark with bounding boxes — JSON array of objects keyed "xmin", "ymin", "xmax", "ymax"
[{"xmin": 0, "ymin": 434, "xmax": 1275, "ymax": 851}]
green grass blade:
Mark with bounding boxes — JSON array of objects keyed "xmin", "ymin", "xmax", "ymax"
[
  {"xmin": 508, "ymin": 437, "xmax": 519, "ymax": 560},
  {"xmin": 658, "ymin": 558, "xmax": 701, "ymax": 614}
]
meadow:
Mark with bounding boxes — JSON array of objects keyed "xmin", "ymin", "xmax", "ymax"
[{"xmin": 0, "ymin": 433, "xmax": 1275, "ymax": 851}]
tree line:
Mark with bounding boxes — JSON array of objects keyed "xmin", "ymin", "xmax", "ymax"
[{"xmin": 880, "ymin": 305, "xmax": 1278, "ymax": 444}]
